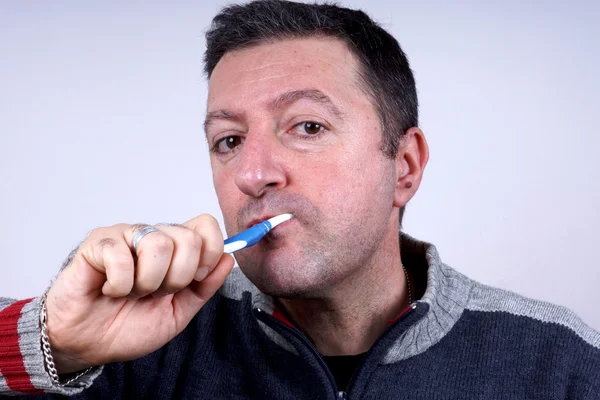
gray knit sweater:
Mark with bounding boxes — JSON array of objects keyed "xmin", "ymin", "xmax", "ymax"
[{"xmin": 1, "ymin": 234, "xmax": 599, "ymax": 398}]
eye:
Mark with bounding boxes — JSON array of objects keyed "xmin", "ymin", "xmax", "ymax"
[
  {"xmin": 295, "ymin": 121, "xmax": 324, "ymax": 136},
  {"xmin": 213, "ymin": 135, "xmax": 244, "ymax": 154}
]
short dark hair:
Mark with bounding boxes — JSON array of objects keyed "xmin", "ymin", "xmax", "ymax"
[{"xmin": 204, "ymin": 0, "xmax": 418, "ymax": 226}]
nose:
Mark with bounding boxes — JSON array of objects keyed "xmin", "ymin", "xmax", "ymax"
[{"xmin": 234, "ymin": 131, "xmax": 287, "ymax": 198}]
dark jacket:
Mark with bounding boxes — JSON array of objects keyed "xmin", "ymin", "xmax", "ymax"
[{"xmin": 2, "ymin": 234, "xmax": 599, "ymax": 399}]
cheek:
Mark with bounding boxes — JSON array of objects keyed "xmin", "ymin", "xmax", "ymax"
[
  {"xmin": 332, "ymin": 151, "xmax": 393, "ymax": 211},
  {"xmin": 295, "ymin": 151, "xmax": 373, "ymax": 215}
]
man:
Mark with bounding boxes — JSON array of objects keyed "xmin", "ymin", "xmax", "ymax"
[{"xmin": 1, "ymin": 1, "xmax": 599, "ymax": 398}]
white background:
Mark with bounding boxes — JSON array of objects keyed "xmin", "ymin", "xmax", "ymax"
[{"xmin": 1, "ymin": 1, "xmax": 598, "ymax": 331}]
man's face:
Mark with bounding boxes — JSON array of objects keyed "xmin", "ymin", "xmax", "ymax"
[{"xmin": 206, "ymin": 37, "xmax": 399, "ymax": 297}]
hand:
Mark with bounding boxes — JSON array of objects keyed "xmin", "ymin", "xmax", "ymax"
[{"xmin": 44, "ymin": 214, "xmax": 235, "ymax": 374}]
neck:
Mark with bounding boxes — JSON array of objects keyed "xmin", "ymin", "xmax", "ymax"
[{"xmin": 277, "ymin": 228, "xmax": 410, "ymax": 356}]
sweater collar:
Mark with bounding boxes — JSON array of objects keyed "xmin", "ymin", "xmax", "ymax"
[
  {"xmin": 381, "ymin": 233, "xmax": 473, "ymax": 363},
  {"xmin": 220, "ymin": 232, "xmax": 473, "ymax": 362}
]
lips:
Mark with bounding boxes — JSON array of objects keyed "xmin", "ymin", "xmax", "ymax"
[
  {"xmin": 245, "ymin": 215, "xmax": 274, "ymax": 229},
  {"xmin": 245, "ymin": 213, "xmax": 293, "ymax": 229}
]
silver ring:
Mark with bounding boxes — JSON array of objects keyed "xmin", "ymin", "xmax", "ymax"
[{"xmin": 132, "ymin": 225, "xmax": 160, "ymax": 252}]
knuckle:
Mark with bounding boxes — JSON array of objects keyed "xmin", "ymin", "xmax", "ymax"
[
  {"xmin": 198, "ymin": 214, "xmax": 221, "ymax": 233},
  {"xmin": 182, "ymin": 229, "xmax": 202, "ymax": 252},
  {"xmin": 98, "ymin": 237, "xmax": 118, "ymax": 250},
  {"xmin": 104, "ymin": 223, "xmax": 130, "ymax": 236},
  {"xmin": 107, "ymin": 253, "xmax": 134, "ymax": 271},
  {"xmin": 198, "ymin": 213, "xmax": 218, "ymax": 225},
  {"xmin": 85, "ymin": 226, "xmax": 108, "ymax": 241},
  {"xmin": 87, "ymin": 224, "xmax": 126, "ymax": 244},
  {"xmin": 151, "ymin": 234, "xmax": 174, "ymax": 254}
]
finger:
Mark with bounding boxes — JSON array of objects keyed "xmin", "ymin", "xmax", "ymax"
[
  {"xmin": 77, "ymin": 226, "xmax": 135, "ymax": 297},
  {"xmin": 153, "ymin": 224, "xmax": 202, "ymax": 295},
  {"xmin": 182, "ymin": 214, "xmax": 224, "ymax": 281},
  {"xmin": 171, "ymin": 253, "xmax": 235, "ymax": 324},
  {"xmin": 98, "ymin": 238, "xmax": 136, "ymax": 297},
  {"xmin": 123, "ymin": 224, "xmax": 173, "ymax": 298}
]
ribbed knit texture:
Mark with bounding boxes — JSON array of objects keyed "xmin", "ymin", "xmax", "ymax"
[
  {"xmin": 0, "ymin": 298, "xmax": 42, "ymax": 394},
  {"xmin": 0, "ymin": 296, "xmax": 102, "ymax": 397},
  {"xmin": 1, "ymin": 233, "xmax": 599, "ymax": 398}
]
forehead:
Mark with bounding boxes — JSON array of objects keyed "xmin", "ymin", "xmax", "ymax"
[{"xmin": 207, "ymin": 37, "xmax": 364, "ymax": 111}]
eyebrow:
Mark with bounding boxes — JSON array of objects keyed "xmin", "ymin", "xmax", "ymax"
[
  {"xmin": 203, "ymin": 109, "xmax": 244, "ymax": 136},
  {"xmin": 267, "ymin": 89, "xmax": 344, "ymax": 120},
  {"xmin": 204, "ymin": 88, "xmax": 344, "ymax": 136}
]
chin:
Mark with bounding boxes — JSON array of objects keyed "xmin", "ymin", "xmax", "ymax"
[{"xmin": 236, "ymin": 247, "xmax": 332, "ymax": 298}]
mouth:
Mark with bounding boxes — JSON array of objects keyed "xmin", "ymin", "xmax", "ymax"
[{"xmin": 245, "ymin": 213, "xmax": 294, "ymax": 229}]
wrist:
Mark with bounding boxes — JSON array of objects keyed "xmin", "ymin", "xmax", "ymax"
[{"xmin": 40, "ymin": 295, "xmax": 92, "ymax": 382}]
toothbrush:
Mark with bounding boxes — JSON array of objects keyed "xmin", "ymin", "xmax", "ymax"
[{"xmin": 223, "ymin": 213, "xmax": 294, "ymax": 254}]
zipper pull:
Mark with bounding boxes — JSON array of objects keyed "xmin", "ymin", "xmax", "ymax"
[{"xmin": 337, "ymin": 391, "xmax": 348, "ymax": 399}]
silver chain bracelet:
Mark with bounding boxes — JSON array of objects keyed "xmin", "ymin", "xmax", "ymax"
[{"xmin": 39, "ymin": 295, "xmax": 93, "ymax": 386}]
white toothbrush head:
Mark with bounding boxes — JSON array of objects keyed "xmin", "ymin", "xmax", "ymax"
[{"xmin": 266, "ymin": 213, "xmax": 294, "ymax": 228}]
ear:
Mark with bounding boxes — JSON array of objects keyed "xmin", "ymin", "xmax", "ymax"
[{"xmin": 393, "ymin": 127, "xmax": 429, "ymax": 208}]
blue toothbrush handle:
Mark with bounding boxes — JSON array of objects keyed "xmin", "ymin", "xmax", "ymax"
[{"xmin": 223, "ymin": 221, "xmax": 272, "ymax": 253}]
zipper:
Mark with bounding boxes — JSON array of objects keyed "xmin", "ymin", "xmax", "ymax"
[
  {"xmin": 344, "ymin": 302, "xmax": 418, "ymax": 394},
  {"xmin": 255, "ymin": 302, "xmax": 419, "ymax": 399},
  {"xmin": 255, "ymin": 308, "xmax": 342, "ymax": 399}
]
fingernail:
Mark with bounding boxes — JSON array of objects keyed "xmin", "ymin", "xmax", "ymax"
[{"xmin": 194, "ymin": 267, "xmax": 210, "ymax": 281}]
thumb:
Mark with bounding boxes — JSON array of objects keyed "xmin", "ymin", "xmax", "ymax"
[{"xmin": 170, "ymin": 253, "xmax": 235, "ymax": 324}]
